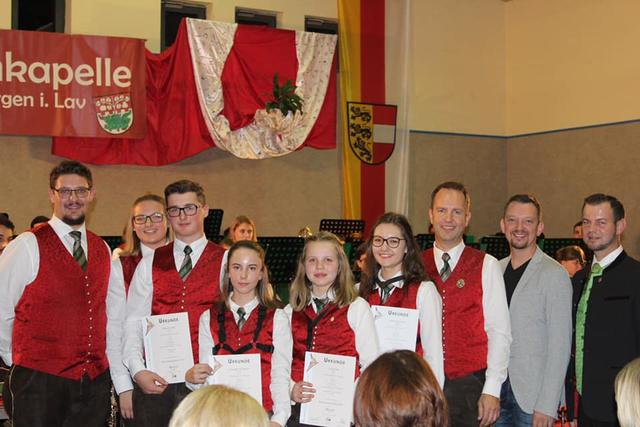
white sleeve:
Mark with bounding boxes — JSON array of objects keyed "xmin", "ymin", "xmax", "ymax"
[
  {"xmin": 270, "ymin": 308, "xmax": 293, "ymax": 427},
  {"xmin": 122, "ymin": 256, "xmax": 154, "ymax": 379},
  {"xmin": 481, "ymin": 254, "xmax": 512, "ymax": 397},
  {"xmin": 283, "ymin": 304, "xmax": 297, "ymax": 397},
  {"xmin": 0, "ymin": 232, "xmax": 38, "ymax": 366},
  {"xmin": 417, "ymin": 281, "xmax": 444, "ymax": 388},
  {"xmin": 186, "ymin": 310, "xmax": 215, "ymax": 391},
  {"xmin": 106, "ymin": 257, "xmax": 131, "ymax": 394},
  {"xmin": 348, "ymin": 297, "xmax": 380, "ymax": 372}
]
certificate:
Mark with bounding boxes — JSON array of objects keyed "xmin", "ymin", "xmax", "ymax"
[
  {"xmin": 371, "ymin": 305, "xmax": 419, "ymax": 353},
  {"xmin": 300, "ymin": 352, "xmax": 356, "ymax": 427},
  {"xmin": 143, "ymin": 312, "xmax": 193, "ymax": 384},
  {"xmin": 206, "ymin": 353, "xmax": 263, "ymax": 404}
]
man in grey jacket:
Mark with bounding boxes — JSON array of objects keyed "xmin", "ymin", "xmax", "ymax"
[{"xmin": 496, "ymin": 194, "xmax": 573, "ymax": 427}]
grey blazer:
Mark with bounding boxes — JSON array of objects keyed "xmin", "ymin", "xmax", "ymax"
[{"xmin": 499, "ymin": 247, "xmax": 572, "ymax": 417}]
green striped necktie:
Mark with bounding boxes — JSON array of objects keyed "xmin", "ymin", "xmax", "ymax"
[
  {"xmin": 69, "ymin": 231, "xmax": 87, "ymax": 271},
  {"xmin": 178, "ymin": 245, "xmax": 193, "ymax": 280}
]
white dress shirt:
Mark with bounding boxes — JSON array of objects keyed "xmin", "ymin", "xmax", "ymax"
[
  {"xmin": 284, "ymin": 292, "xmax": 380, "ymax": 389},
  {"xmin": 123, "ymin": 235, "xmax": 226, "ymax": 379},
  {"xmin": 109, "ymin": 242, "xmax": 158, "ymax": 394},
  {"xmin": 593, "ymin": 245, "xmax": 624, "ymax": 268},
  {"xmin": 432, "ymin": 240, "xmax": 512, "ymax": 397},
  {"xmin": 0, "ymin": 216, "xmax": 126, "ymax": 388},
  {"xmin": 374, "ymin": 270, "xmax": 445, "ymax": 388},
  {"xmin": 187, "ymin": 296, "xmax": 293, "ymax": 426}
]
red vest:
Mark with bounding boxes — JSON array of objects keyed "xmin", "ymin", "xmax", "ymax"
[
  {"xmin": 366, "ymin": 282, "xmax": 423, "ymax": 356},
  {"xmin": 152, "ymin": 241, "xmax": 224, "ymax": 363},
  {"xmin": 120, "ymin": 253, "xmax": 142, "ymax": 294},
  {"xmin": 209, "ymin": 305, "xmax": 276, "ymax": 411},
  {"xmin": 13, "ymin": 224, "xmax": 111, "ymax": 380},
  {"xmin": 422, "ymin": 246, "xmax": 487, "ymax": 379},
  {"xmin": 291, "ymin": 303, "xmax": 359, "ymax": 383}
]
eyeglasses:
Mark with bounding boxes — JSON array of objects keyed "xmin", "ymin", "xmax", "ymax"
[
  {"xmin": 132, "ymin": 212, "xmax": 165, "ymax": 225},
  {"xmin": 52, "ymin": 187, "xmax": 91, "ymax": 199},
  {"xmin": 166, "ymin": 204, "xmax": 199, "ymax": 218},
  {"xmin": 372, "ymin": 236, "xmax": 405, "ymax": 248}
]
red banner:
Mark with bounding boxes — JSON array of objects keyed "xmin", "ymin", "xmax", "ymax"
[{"xmin": 0, "ymin": 29, "xmax": 146, "ymax": 138}]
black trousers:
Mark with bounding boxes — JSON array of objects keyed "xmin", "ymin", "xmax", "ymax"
[
  {"xmin": 8, "ymin": 365, "xmax": 111, "ymax": 427},
  {"xmin": 443, "ymin": 369, "xmax": 486, "ymax": 427},
  {"xmin": 132, "ymin": 382, "xmax": 190, "ymax": 427},
  {"xmin": 578, "ymin": 401, "xmax": 620, "ymax": 427}
]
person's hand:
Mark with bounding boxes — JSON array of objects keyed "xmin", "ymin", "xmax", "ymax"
[
  {"xmin": 133, "ymin": 370, "xmax": 168, "ymax": 394},
  {"xmin": 269, "ymin": 422, "xmax": 282, "ymax": 427},
  {"xmin": 477, "ymin": 393, "xmax": 500, "ymax": 426},
  {"xmin": 119, "ymin": 390, "xmax": 134, "ymax": 419},
  {"xmin": 533, "ymin": 411, "xmax": 555, "ymax": 427},
  {"xmin": 185, "ymin": 363, "xmax": 213, "ymax": 384},
  {"xmin": 291, "ymin": 381, "xmax": 316, "ymax": 403}
]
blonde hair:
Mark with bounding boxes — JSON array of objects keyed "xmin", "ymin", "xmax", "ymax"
[
  {"xmin": 615, "ymin": 357, "xmax": 640, "ymax": 427},
  {"xmin": 120, "ymin": 194, "xmax": 171, "ymax": 256},
  {"xmin": 230, "ymin": 215, "xmax": 258, "ymax": 242},
  {"xmin": 168, "ymin": 385, "xmax": 269, "ymax": 427},
  {"xmin": 289, "ymin": 231, "xmax": 357, "ymax": 311},
  {"xmin": 220, "ymin": 240, "xmax": 282, "ymax": 309}
]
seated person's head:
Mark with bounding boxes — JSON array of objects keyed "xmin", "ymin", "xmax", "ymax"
[
  {"xmin": 354, "ymin": 350, "xmax": 448, "ymax": 427},
  {"xmin": 30, "ymin": 215, "xmax": 49, "ymax": 229},
  {"xmin": 169, "ymin": 385, "xmax": 269, "ymax": 427},
  {"xmin": 0, "ymin": 213, "xmax": 15, "ymax": 254},
  {"xmin": 573, "ymin": 221, "xmax": 583, "ymax": 238},
  {"xmin": 230, "ymin": 215, "xmax": 257, "ymax": 243},
  {"xmin": 615, "ymin": 357, "xmax": 640, "ymax": 427},
  {"xmin": 555, "ymin": 245, "xmax": 586, "ymax": 278}
]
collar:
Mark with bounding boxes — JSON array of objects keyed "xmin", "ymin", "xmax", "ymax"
[
  {"xmin": 593, "ymin": 245, "xmax": 624, "ymax": 270},
  {"xmin": 229, "ymin": 295, "xmax": 259, "ymax": 317},
  {"xmin": 49, "ymin": 214, "xmax": 86, "ymax": 238},
  {"xmin": 308, "ymin": 288, "xmax": 336, "ymax": 306},
  {"xmin": 173, "ymin": 235, "xmax": 207, "ymax": 255},
  {"xmin": 376, "ymin": 269, "xmax": 405, "ymax": 289},
  {"xmin": 140, "ymin": 243, "xmax": 155, "ymax": 258},
  {"xmin": 433, "ymin": 239, "xmax": 465, "ymax": 268}
]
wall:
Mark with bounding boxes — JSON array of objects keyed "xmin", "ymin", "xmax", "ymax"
[
  {"xmin": 0, "ymin": 136, "xmax": 342, "ymax": 237},
  {"xmin": 410, "ymin": 0, "xmax": 506, "ymax": 135},
  {"xmin": 505, "ymin": 0, "xmax": 640, "ymax": 135},
  {"xmin": 0, "ymin": 0, "xmax": 10, "ymax": 29}
]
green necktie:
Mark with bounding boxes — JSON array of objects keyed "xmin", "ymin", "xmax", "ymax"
[
  {"xmin": 178, "ymin": 245, "xmax": 193, "ymax": 280},
  {"xmin": 575, "ymin": 263, "xmax": 603, "ymax": 395},
  {"xmin": 69, "ymin": 231, "xmax": 87, "ymax": 271},
  {"xmin": 237, "ymin": 307, "xmax": 247, "ymax": 330},
  {"xmin": 313, "ymin": 297, "xmax": 329, "ymax": 313}
]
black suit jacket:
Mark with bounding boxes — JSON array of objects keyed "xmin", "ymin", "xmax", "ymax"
[{"xmin": 568, "ymin": 251, "xmax": 640, "ymax": 422}]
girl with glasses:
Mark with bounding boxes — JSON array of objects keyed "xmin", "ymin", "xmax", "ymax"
[
  {"xmin": 185, "ymin": 240, "xmax": 292, "ymax": 427},
  {"xmin": 359, "ymin": 212, "xmax": 444, "ymax": 387}
]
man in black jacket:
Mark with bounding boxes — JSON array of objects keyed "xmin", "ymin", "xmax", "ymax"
[{"xmin": 570, "ymin": 193, "xmax": 640, "ymax": 426}]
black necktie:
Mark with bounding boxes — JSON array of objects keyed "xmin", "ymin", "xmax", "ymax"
[
  {"xmin": 313, "ymin": 297, "xmax": 329, "ymax": 313},
  {"xmin": 440, "ymin": 252, "xmax": 451, "ymax": 282},
  {"xmin": 69, "ymin": 231, "xmax": 87, "ymax": 271},
  {"xmin": 374, "ymin": 275, "xmax": 405, "ymax": 303},
  {"xmin": 237, "ymin": 307, "xmax": 247, "ymax": 330}
]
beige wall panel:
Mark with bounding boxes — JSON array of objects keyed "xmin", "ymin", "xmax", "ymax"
[
  {"xmin": 411, "ymin": 0, "xmax": 506, "ymax": 135},
  {"xmin": 506, "ymin": 0, "xmax": 640, "ymax": 135},
  {"xmin": 507, "ymin": 122, "xmax": 640, "ymax": 258},
  {"xmin": 0, "ymin": 136, "xmax": 342, "ymax": 237},
  {"xmin": 0, "ymin": 0, "xmax": 10, "ymax": 29},
  {"xmin": 409, "ymin": 132, "xmax": 507, "ymax": 238}
]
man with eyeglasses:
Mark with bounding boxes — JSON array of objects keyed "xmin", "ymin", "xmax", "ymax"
[
  {"xmin": 123, "ymin": 179, "xmax": 225, "ymax": 427},
  {"xmin": 0, "ymin": 160, "xmax": 126, "ymax": 426},
  {"xmin": 422, "ymin": 181, "xmax": 511, "ymax": 427}
]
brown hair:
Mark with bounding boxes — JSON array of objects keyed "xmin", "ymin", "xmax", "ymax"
[
  {"xmin": 120, "ymin": 194, "xmax": 171, "ymax": 257},
  {"xmin": 221, "ymin": 240, "xmax": 281, "ymax": 310},
  {"xmin": 430, "ymin": 181, "xmax": 470, "ymax": 211},
  {"xmin": 49, "ymin": 160, "xmax": 93, "ymax": 189},
  {"xmin": 354, "ymin": 350, "xmax": 448, "ymax": 427},
  {"xmin": 164, "ymin": 179, "xmax": 207, "ymax": 206},
  {"xmin": 289, "ymin": 231, "xmax": 357, "ymax": 311},
  {"xmin": 230, "ymin": 215, "xmax": 258, "ymax": 242},
  {"xmin": 359, "ymin": 212, "xmax": 427, "ymax": 300},
  {"xmin": 555, "ymin": 245, "xmax": 586, "ymax": 266}
]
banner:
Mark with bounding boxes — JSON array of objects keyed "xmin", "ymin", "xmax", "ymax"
[{"xmin": 0, "ymin": 29, "xmax": 146, "ymax": 138}]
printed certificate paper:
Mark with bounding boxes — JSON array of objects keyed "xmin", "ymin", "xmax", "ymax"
[
  {"xmin": 143, "ymin": 312, "xmax": 193, "ymax": 384},
  {"xmin": 371, "ymin": 305, "xmax": 419, "ymax": 353},
  {"xmin": 207, "ymin": 353, "xmax": 263, "ymax": 404},
  {"xmin": 300, "ymin": 352, "xmax": 356, "ymax": 427}
]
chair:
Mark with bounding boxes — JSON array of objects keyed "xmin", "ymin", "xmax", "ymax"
[
  {"xmin": 319, "ymin": 219, "xmax": 365, "ymax": 241},
  {"xmin": 204, "ymin": 209, "xmax": 224, "ymax": 242}
]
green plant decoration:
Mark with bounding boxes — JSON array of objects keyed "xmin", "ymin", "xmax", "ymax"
[{"xmin": 265, "ymin": 73, "xmax": 304, "ymax": 116}]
